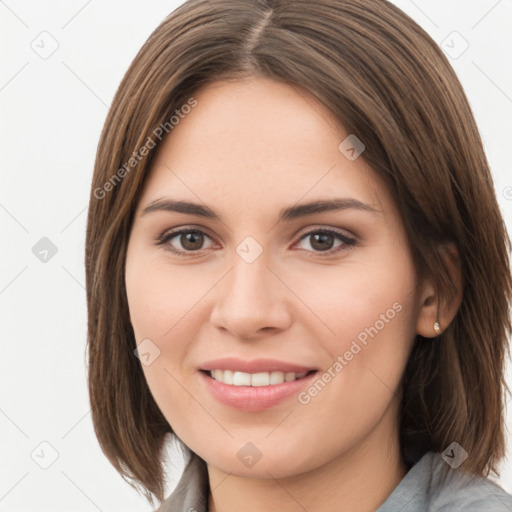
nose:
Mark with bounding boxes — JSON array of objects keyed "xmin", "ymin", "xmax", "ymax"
[{"xmin": 209, "ymin": 250, "xmax": 292, "ymax": 341}]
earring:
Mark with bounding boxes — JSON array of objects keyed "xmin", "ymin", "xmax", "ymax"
[{"xmin": 433, "ymin": 321, "xmax": 441, "ymax": 335}]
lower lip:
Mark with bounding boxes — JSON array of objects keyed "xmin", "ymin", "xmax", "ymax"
[{"xmin": 199, "ymin": 370, "xmax": 318, "ymax": 412}]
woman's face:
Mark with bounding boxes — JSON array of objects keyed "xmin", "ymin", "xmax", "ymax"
[{"xmin": 125, "ymin": 77, "xmax": 426, "ymax": 478}]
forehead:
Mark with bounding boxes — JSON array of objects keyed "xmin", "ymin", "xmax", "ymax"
[{"xmin": 137, "ymin": 78, "xmax": 391, "ymax": 218}]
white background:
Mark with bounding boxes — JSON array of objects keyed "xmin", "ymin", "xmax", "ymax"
[{"xmin": 1, "ymin": 0, "xmax": 511, "ymax": 510}]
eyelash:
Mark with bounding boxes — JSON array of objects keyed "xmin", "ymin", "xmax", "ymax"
[{"xmin": 155, "ymin": 227, "xmax": 357, "ymax": 257}]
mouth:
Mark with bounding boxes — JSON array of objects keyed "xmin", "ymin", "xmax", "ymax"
[
  {"xmin": 198, "ymin": 365, "xmax": 319, "ymax": 412},
  {"xmin": 200, "ymin": 369, "xmax": 318, "ymax": 387}
]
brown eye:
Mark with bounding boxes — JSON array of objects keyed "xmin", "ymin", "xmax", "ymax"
[
  {"xmin": 157, "ymin": 229, "xmax": 214, "ymax": 255},
  {"xmin": 310, "ymin": 232, "xmax": 335, "ymax": 251},
  {"xmin": 179, "ymin": 231, "xmax": 205, "ymax": 251},
  {"xmin": 296, "ymin": 229, "xmax": 356, "ymax": 254}
]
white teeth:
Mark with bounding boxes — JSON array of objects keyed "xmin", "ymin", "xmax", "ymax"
[
  {"xmin": 222, "ymin": 369, "xmax": 234, "ymax": 385},
  {"xmin": 250, "ymin": 372, "xmax": 270, "ymax": 387},
  {"xmin": 208, "ymin": 369, "xmax": 309, "ymax": 386},
  {"xmin": 233, "ymin": 371, "xmax": 251, "ymax": 386}
]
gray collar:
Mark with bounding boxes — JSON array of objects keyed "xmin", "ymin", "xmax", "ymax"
[{"xmin": 156, "ymin": 453, "xmax": 209, "ymax": 512}]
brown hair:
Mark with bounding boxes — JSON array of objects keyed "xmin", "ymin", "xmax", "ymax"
[{"xmin": 85, "ymin": 0, "xmax": 512, "ymax": 503}]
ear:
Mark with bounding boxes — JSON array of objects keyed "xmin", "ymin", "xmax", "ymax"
[{"xmin": 416, "ymin": 243, "xmax": 463, "ymax": 338}]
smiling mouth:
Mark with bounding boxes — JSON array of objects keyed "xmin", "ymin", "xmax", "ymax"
[{"xmin": 201, "ymin": 369, "xmax": 318, "ymax": 387}]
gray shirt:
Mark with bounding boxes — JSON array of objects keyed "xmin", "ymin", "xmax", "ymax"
[{"xmin": 156, "ymin": 451, "xmax": 512, "ymax": 511}]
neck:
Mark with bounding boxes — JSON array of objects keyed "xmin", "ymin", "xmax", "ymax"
[{"xmin": 207, "ymin": 409, "xmax": 407, "ymax": 512}]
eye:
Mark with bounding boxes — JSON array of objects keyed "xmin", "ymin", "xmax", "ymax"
[
  {"xmin": 295, "ymin": 228, "xmax": 356, "ymax": 255},
  {"xmin": 156, "ymin": 228, "xmax": 215, "ymax": 256}
]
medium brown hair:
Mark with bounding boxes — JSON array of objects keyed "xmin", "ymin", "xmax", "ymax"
[{"xmin": 85, "ymin": 0, "xmax": 512, "ymax": 503}]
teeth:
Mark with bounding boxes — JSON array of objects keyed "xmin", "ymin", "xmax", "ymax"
[{"xmin": 209, "ymin": 370, "xmax": 309, "ymax": 386}]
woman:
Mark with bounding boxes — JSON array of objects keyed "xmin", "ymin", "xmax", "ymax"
[{"xmin": 85, "ymin": 0, "xmax": 512, "ymax": 510}]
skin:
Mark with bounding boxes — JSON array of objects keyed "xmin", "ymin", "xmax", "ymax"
[{"xmin": 125, "ymin": 77, "xmax": 461, "ymax": 512}]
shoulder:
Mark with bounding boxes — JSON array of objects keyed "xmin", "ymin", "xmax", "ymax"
[
  {"xmin": 378, "ymin": 451, "xmax": 512, "ymax": 512},
  {"xmin": 422, "ymin": 451, "xmax": 512, "ymax": 511}
]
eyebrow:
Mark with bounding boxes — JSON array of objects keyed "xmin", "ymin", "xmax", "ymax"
[{"xmin": 141, "ymin": 197, "xmax": 381, "ymax": 222}]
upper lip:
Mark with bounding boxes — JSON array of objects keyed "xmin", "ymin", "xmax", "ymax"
[{"xmin": 200, "ymin": 357, "xmax": 316, "ymax": 374}]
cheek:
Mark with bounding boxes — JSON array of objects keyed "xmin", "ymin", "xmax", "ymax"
[
  {"xmin": 125, "ymin": 251, "xmax": 210, "ymax": 418},
  {"xmin": 125, "ymin": 252, "xmax": 202, "ymax": 342},
  {"xmin": 291, "ymin": 250, "xmax": 416, "ymax": 352},
  {"xmin": 293, "ymin": 252, "xmax": 417, "ymax": 430}
]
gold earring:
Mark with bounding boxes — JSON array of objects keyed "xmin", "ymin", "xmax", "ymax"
[{"xmin": 433, "ymin": 321, "xmax": 441, "ymax": 335}]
